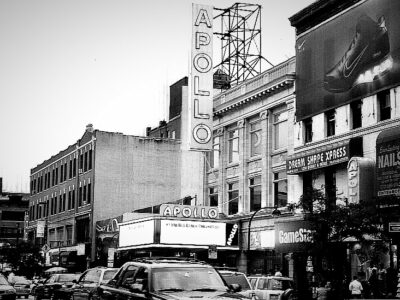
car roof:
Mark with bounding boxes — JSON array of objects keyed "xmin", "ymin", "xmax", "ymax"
[
  {"xmin": 122, "ymin": 257, "xmax": 213, "ymax": 269},
  {"xmin": 218, "ymin": 270, "xmax": 246, "ymax": 275},
  {"xmin": 248, "ymin": 275, "xmax": 293, "ymax": 280}
]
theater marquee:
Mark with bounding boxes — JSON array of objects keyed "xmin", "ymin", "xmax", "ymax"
[{"xmin": 189, "ymin": 4, "xmax": 213, "ymax": 151}]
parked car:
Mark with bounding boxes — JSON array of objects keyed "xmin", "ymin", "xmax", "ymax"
[
  {"xmin": 12, "ymin": 276, "xmax": 31, "ymax": 298},
  {"xmin": 248, "ymin": 275, "xmax": 295, "ymax": 300},
  {"xmin": 218, "ymin": 270, "xmax": 256, "ymax": 298},
  {"xmin": 97, "ymin": 257, "xmax": 249, "ymax": 300},
  {"xmin": 0, "ymin": 273, "xmax": 16, "ymax": 300},
  {"xmin": 53, "ymin": 267, "xmax": 118, "ymax": 300},
  {"xmin": 33, "ymin": 273, "xmax": 80, "ymax": 300}
]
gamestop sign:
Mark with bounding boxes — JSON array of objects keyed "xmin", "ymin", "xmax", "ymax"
[
  {"xmin": 189, "ymin": 4, "xmax": 213, "ymax": 151},
  {"xmin": 275, "ymin": 221, "xmax": 314, "ymax": 252}
]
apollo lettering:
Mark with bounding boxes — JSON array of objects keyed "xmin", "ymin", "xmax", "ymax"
[
  {"xmin": 278, "ymin": 228, "xmax": 313, "ymax": 244},
  {"xmin": 226, "ymin": 224, "xmax": 238, "ymax": 246},
  {"xmin": 161, "ymin": 205, "xmax": 218, "ymax": 219},
  {"xmin": 190, "ymin": 5, "xmax": 213, "ymax": 148}
]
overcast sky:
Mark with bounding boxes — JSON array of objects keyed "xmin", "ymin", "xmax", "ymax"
[{"xmin": 0, "ymin": 0, "xmax": 315, "ymax": 193}]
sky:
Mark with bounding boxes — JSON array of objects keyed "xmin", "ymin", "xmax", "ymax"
[{"xmin": 0, "ymin": 0, "xmax": 315, "ymax": 193}]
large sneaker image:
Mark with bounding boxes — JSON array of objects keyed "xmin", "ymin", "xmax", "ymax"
[{"xmin": 324, "ymin": 14, "xmax": 390, "ymax": 93}]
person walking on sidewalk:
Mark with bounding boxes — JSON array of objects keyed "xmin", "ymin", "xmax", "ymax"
[{"xmin": 349, "ymin": 275, "xmax": 363, "ymax": 299}]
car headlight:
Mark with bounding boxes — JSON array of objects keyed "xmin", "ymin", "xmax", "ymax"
[{"xmin": 4, "ymin": 289, "xmax": 16, "ymax": 294}]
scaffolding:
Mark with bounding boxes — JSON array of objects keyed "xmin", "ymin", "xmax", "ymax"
[{"xmin": 213, "ymin": 3, "xmax": 273, "ymax": 88}]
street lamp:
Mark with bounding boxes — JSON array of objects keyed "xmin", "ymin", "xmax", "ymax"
[{"xmin": 247, "ymin": 206, "xmax": 281, "ymax": 253}]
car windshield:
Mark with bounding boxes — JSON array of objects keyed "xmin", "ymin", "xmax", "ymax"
[
  {"xmin": 221, "ymin": 273, "xmax": 251, "ymax": 290},
  {"xmin": 257, "ymin": 278, "xmax": 294, "ymax": 290},
  {"xmin": 152, "ymin": 267, "xmax": 227, "ymax": 292},
  {"xmin": 102, "ymin": 270, "xmax": 118, "ymax": 283},
  {"xmin": 14, "ymin": 277, "xmax": 30, "ymax": 284},
  {"xmin": 58, "ymin": 274, "xmax": 78, "ymax": 282},
  {"xmin": 0, "ymin": 276, "xmax": 9, "ymax": 285}
]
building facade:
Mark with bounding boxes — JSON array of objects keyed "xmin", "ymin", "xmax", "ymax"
[
  {"xmin": 26, "ymin": 124, "xmax": 204, "ymax": 270},
  {"xmin": 287, "ymin": 0, "xmax": 400, "ymax": 294}
]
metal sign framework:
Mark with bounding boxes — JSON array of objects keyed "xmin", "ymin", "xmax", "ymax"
[{"xmin": 213, "ymin": 3, "xmax": 273, "ymax": 87}]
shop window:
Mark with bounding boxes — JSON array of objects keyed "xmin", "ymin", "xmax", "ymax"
[
  {"xmin": 325, "ymin": 167, "xmax": 336, "ymax": 210},
  {"xmin": 209, "ymin": 187, "xmax": 218, "ymax": 207},
  {"xmin": 227, "ymin": 182, "xmax": 239, "ymax": 215},
  {"xmin": 303, "ymin": 118, "xmax": 313, "ymax": 144},
  {"xmin": 274, "ymin": 172, "xmax": 287, "ymax": 208},
  {"xmin": 249, "ymin": 176, "xmax": 262, "ymax": 211},
  {"xmin": 209, "ymin": 136, "xmax": 220, "ymax": 168},
  {"xmin": 351, "ymin": 100, "xmax": 362, "ymax": 129},
  {"xmin": 378, "ymin": 89, "xmax": 391, "ymax": 121},
  {"xmin": 228, "ymin": 129, "xmax": 239, "ymax": 163},
  {"xmin": 273, "ymin": 108, "xmax": 288, "ymax": 150},
  {"xmin": 250, "ymin": 120, "xmax": 262, "ymax": 156},
  {"xmin": 302, "ymin": 172, "xmax": 313, "ymax": 212},
  {"xmin": 325, "ymin": 110, "xmax": 335, "ymax": 137}
]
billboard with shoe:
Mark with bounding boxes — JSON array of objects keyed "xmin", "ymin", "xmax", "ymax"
[{"xmin": 295, "ymin": 0, "xmax": 400, "ymax": 121}]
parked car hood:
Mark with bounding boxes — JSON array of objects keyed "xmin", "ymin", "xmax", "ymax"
[
  {"xmin": 0, "ymin": 285, "xmax": 16, "ymax": 293},
  {"xmin": 153, "ymin": 290, "xmax": 248, "ymax": 300}
]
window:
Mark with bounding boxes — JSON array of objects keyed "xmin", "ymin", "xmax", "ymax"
[
  {"xmin": 89, "ymin": 149, "xmax": 93, "ymax": 170},
  {"xmin": 62, "ymin": 192, "xmax": 66, "ymax": 211},
  {"xmin": 227, "ymin": 182, "xmax": 239, "ymax": 215},
  {"xmin": 79, "ymin": 185, "xmax": 83, "ymax": 206},
  {"xmin": 73, "ymin": 157, "xmax": 77, "ymax": 177},
  {"xmin": 68, "ymin": 190, "xmax": 72, "ymax": 210},
  {"xmin": 228, "ymin": 129, "xmax": 239, "ymax": 163},
  {"xmin": 171, "ymin": 131, "xmax": 176, "ymax": 139},
  {"xmin": 249, "ymin": 176, "xmax": 261, "ymax": 212},
  {"xmin": 84, "ymin": 151, "xmax": 88, "ymax": 172},
  {"xmin": 273, "ymin": 171, "xmax": 287, "ymax": 208},
  {"xmin": 64, "ymin": 161, "xmax": 67, "ymax": 181},
  {"xmin": 325, "ymin": 110, "xmax": 335, "ymax": 137},
  {"xmin": 210, "ymin": 136, "xmax": 220, "ymax": 168},
  {"xmin": 72, "ymin": 187, "xmax": 75, "ymax": 209},
  {"xmin": 69, "ymin": 160, "xmax": 73, "ymax": 179},
  {"xmin": 83, "ymin": 183, "xmax": 87, "ymax": 204},
  {"xmin": 273, "ymin": 109, "xmax": 288, "ymax": 150},
  {"xmin": 378, "ymin": 89, "xmax": 391, "ymax": 121},
  {"xmin": 60, "ymin": 165, "xmax": 64, "ymax": 182},
  {"xmin": 303, "ymin": 118, "xmax": 313, "ymax": 143},
  {"xmin": 351, "ymin": 100, "xmax": 362, "ymax": 129},
  {"xmin": 87, "ymin": 182, "xmax": 92, "ymax": 204},
  {"xmin": 250, "ymin": 120, "xmax": 262, "ymax": 156},
  {"xmin": 209, "ymin": 187, "xmax": 218, "ymax": 207}
]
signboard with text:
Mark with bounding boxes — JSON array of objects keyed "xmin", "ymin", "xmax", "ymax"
[
  {"xmin": 275, "ymin": 221, "xmax": 314, "ymax": 252},
  {"xmin": 376, "ymin": 127, "xmax": 400, "ymax": 199},
  {"xmin": 159, "ymin": 204, "xmax": 218, "ymax": 219},
  {"xmin": 189, "ymin": 4, "xmax": 213, "ymax": 151},
  {"xmin": 118, "ymin": 220, "xmax": 155, "ymax": 248},
  {"xmin": 286, "ymin": 142, "xmax": 349, "ymax": 174}
]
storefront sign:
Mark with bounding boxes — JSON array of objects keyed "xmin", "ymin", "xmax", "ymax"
[
  {"xmin": 119, "ymin": 220, "xmax": 155, "ymax": 248},
  {"xmin": 376, "ymin": 126, "xmax": 400, "ymax": 199},
  {"xmin": 96, "ymin": 215, "xmax": 122, "ymax": 233},
  {"xmin": 389, "ymin": 223, "xmax": 400, "ymax": 233},
  {"xmin": 275, "ymin": 221, "xmax": 314, "ymax": 252},
  {"xmin": 189, "ymin": 4, "xmax": 213, "ymax": 150},
  {"xmin": 347, "ymin": 157, "xmax": 375, "ymax": 204},
  {"xmin": 287, "ymin": 141, "xmax": 349, "ymax": 174},
  {"xmin": 294, "ymin": 0, "xmax": 400, "ymax": 121},
  {"xmin": 160, "ymin": 204, "xmax": 218, "ymax": 219},
  {"xmin": 250, "ymin": 229, "xmax": 275, "ymax": 250},
  {"xmin": 160, "ymin": 219, "xmax": 226, "ymax": 246},
  {"xmin": 36, "ymin": 220, "xmax": 46, "ymax": 238}
]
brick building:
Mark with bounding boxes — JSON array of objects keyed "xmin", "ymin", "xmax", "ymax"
[{"xmin": 26, "ymin": 124, "xmax": 204, "ymax": 269}]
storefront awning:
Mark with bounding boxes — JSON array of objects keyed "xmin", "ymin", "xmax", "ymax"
[
  {"xmin": 376, "ymin": 125, "xmax": 400, "ymax": 145},
  {"xmin": 286, "ymin": 139, "xmax": 350, "ymax": 174}
]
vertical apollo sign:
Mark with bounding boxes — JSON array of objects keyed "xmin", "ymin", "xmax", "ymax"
[{"xmin": 189, "ymin": 4, "xmax": 213, "ymax": 151}]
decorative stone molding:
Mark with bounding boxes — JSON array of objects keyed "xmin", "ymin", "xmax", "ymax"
[
  {"xmin": 237, "ymin": 120, "xmax": 245, "ymax": 128},
  {"xmin": 260, "ymin": 111, "xmax": 269, "ymax": 120}
]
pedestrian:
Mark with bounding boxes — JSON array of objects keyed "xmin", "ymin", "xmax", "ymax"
[
  {"xmin": 377, "ymin": 263, "xmax": 387, "ymax": 296},
  {"xmin": 368, "ymin": 268, "xmax": 380, "ymax": 298},
  {"xmin": 349, "ymin": 275, "xmax": 363, "ymax": 299},
  {"xmin": 316, "ymin": 281, "xmax": 331, "ymax": 300}
]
